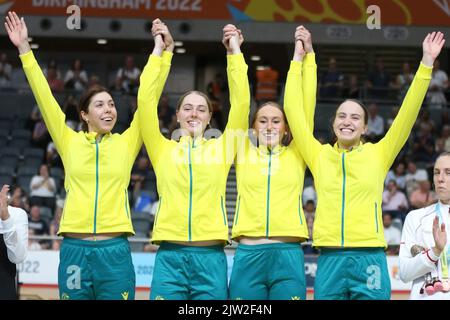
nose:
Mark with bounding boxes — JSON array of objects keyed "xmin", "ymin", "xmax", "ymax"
[{"xmin": 342, "ymin": 116, "xmax": 351, "ymax": 126}]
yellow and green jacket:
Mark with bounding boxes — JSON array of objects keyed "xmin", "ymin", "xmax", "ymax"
[
  {"xmin": 232, "ymin": 53, "xmax": 317, "ymax": 240},
  {"xmin": 20, "ymin": 51, "xmax": 172, "ymax": 235},
  {"xmin": 138, "ymin": 53, "xmax": 250, "ymax": 243},
  {"xmin": 285, "ymin": 61, "xmax": 432, "ymax": 248}
]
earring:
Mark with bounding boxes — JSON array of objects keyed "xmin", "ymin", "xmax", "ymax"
[{"xmin": 284, "ymin": 132, "xmax": 288, "ymax": 136}]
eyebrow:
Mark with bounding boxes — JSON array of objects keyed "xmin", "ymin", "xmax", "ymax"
[
  {"xmin": 93, "ymin": 99, "xmax": 114, "ymax": 104},
  {"xmin": 337, "ymin": 112, "xmax": 362, "ymax": 117},
  {"xmin": 182, "ymin": 104, "xmax": 207, "ymax": 108}
]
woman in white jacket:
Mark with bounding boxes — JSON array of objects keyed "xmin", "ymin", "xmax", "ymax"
[{"xmin": 400, "ymin": 152, "xmax": 449, "ymax": 299}]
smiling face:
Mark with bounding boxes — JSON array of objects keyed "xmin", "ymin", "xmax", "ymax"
[
  {"xmin": 176, "ymin": 92, "xmax": 212, "ymax": 138},
  {"xmin": 434, "ymin": 154, "xmax": 450, "ymax": 204},
  {"xmin": 333, "ymin": 100, "xmax": 368, "ymax": 150},
  {"xmin": 253, "ymin": 104, "xmax": 287, "ymax": 148},
  {"xmin": 81, "ymin": 91, "xmax": 117, "ymax": 134}
]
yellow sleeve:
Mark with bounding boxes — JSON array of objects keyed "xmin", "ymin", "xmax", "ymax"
[
  {"xmin": 125, "ymin": 51, "xmax": 173, "ymax": 163},
  {"xmin": 376, "ymin": 62, "xmax": 432, "ymax": 171},
  {"xmin": 221, "ymin": 53, "xmax": 250, "ymax": 165},
  {"xmin": 302, "ymin": 52, "xmax": 317, "ymax": 130},
  {"xmin": 284, "ymin": 59, "xmax": 322, "ymax": 171},
  {"xmin": 137, "ymin": 53, "xmax": 169, "ymax": 168},
  {"xmin": 20, "ymin": 51, "xmax": 75, "ymax": 159}
]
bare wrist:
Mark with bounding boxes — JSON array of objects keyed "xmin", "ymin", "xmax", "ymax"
[
  {"xmin": 432, "ymin": 246, "xmax": 443, "ymax": 257},
  {"xmin": 152, "ymin": 46, "xmax": 164, "ymax": 57},
  {"xmin": 18, "ymin": 42, "xmax": 31, "ymax": 55},
  {"xmin": 166, "ymin": 44, "xmax": 175, "ymax": 53},
  {"xmin": 421, "ymin": 55, "xmax": 434, "ymax": 67}
]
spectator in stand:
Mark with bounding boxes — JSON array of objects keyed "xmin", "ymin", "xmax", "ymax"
[
  {"xmin": 88, "ymin": 74, "xmax": 100, "ymax": 89},
  {"xmin": 157, "ymin": 93, "xmax": 176, "ymax": 133},
  {"xmin": 29, "ymin": 164, "xmax": 56, "ymax": 212},
  {"xmin": 28, "ymin": 205, "xmax": 50, "ymax": 249},
  {"xmin": 255, "ymin": 63, "xmax": 279, "ymax": 104},
  {"xmin": 31, "ymin": 117, "xmax": 50, "ymax": 150},
  {"xmin": 46, "ymin": 66, "xmax": 64, "ymax": 93},
  {"xmin": 385, "ymin": 106, "xmax": 399, "ymax": 130},
  {"xmin": 385, "ymin": 162, "xmax": 407, "ymax": 191},
  {"xmin": 367, "ymin": 57, "xmax": 394, "ymax": 99},
  {"xmin": 435, "ymin": 137, "xmax": 447, "ymax": 161},
  {"xmin": 46, "ymin": 141, "xmax": 62, "ymax": 168},
  {"xmin": 383, "ymin": 212, "xmax": 401, "ymax": 255},
  {"xmin": 415, "ymin": 109, "xmax": 436, "ymax": 135},
  {"xmin": 303, "ymin": 199, "xmax": 316, "ymax": 219},
  {"xmin": 427, "ymin": 59, "xmax": 448, "ymax": 109},
  {"xmin": 42, "ymin": 59, "xmax": 61, "ymax": 79},
  {"xmin": 342, "ymin": 74, "xmax": 360, "ymax": 99},
  {"xmin": 64, "ymin": 58, "xmax": 88, "ymax": 92},
  {"xmin": 394, "ymin": 62, "xmax": 414, "ymax": 101},
  {"xmin": 366, "ymin": 103, "xmax": 385, "ymax": 142},
  {"xmin": 412, "ymin": 124, "xmax": 436, "ymax": 164},
  {"xmin": 405, "ymin": 160, "xmax": 429, "ymax": 197},
  {"xmin": 440, "ymin": 125, "xmax": 450, "ymax": 151},
  {"xmin": 382, "ymin": 180, "xmax": 409, "ymax": 213},
  {"xmin": 62, "ymin": 94, "xmax": 79, "ymax": 130},
  {"xmin": 409, "ymin": 180, "xmax": 437, "ymax": 210},
  {"xmin": 207, "ymin": 73, "xmax": 227, "ymax": 130},
  {"xmin": 115, "ymin": 55, "xmax": 141, "ymax": 94},
  {"xmin": 9, "ymin": 186, "xmax": 30, "ymax": 212},
  {"xmin": 302, "ymin": 180, "xmax": 317, "ymax": 207},
  {"xmin": 0, "ymin": 52, "xmax": 12, "ymax": 88},
  {"xmin": 26, "ymin": 104, "xmax": 42, "ymax": 131},
  {"xmin": 441, "ymin": 110, "xmax": 450, "ymax": 128},
  {"xmin": 319, "ymin": 57, "xmax": 344, "ymax": 99},
  {"xmin": 129, "ymin": 156, "xmax": 150, "ymax": 202}
]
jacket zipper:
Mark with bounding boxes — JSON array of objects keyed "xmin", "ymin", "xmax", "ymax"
[
  {"xmin": 93, "ymin": 141, "xmax": 99, "ymax": 235},
  {"xmin": 188, "ymin": 140, "xmax": 193, "ymax": 241},
  {"xmin": 341, "ymin": 153, "xmax": 346, "ymax": 247},
  {"xmin": 265, "ymin": 150, "xmax": 272, "ymax": 238}
]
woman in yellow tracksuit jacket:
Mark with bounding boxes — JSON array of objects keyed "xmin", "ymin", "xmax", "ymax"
[
  {"xmin": 284, "ymin": 31, "xmax": 445, "ymax": 300},
  {"xmin": 229, "ymin": 26, "xmax": 315, "ymax": 300},
  {"xmin": 139, "ymin": 21, "xmax": 249, "ymax": 300},
  {"xmin": 5, "ymin": 12, "xmax": 172, "ymax": 300}
]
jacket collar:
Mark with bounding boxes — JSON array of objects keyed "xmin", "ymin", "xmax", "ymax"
[
  {"xmin": 256, "ymin": 143, "xmax": 284, "ymax": 155},
  {"xmin": 333, "ymin": 141, "xmax": 363, "ymax": 153},
  {"xmin": 84, "ymin": 131, "xmax": 112, "ymax": 144},
  {"xmin": 179, "ymin": 134, "xmax": 206, "ymax": 148}
]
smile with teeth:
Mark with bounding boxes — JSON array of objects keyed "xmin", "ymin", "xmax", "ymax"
[
  {"xmin": 188, "ymin": 120, "xmax": 200, "ymax": 126},
  {"xmin": 340, "ymin": 128, "xmax": 354, "ymax": 133},
  {"xmin": 102, "ymin": 117, "xmax": 113, "ymax": 121}
]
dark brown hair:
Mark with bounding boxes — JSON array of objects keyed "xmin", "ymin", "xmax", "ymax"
[
  {"xmin": 77, "ymin": 85, "xmax": 109, "ymax": 132},
  {"xmin": 250, "ymin": 101, "xmax": 292, "ymax": 146}
]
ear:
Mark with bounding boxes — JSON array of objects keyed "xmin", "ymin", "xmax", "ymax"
[{"xmin": 362, "ymin": 124, "xmax": 368, "ymax": 135}]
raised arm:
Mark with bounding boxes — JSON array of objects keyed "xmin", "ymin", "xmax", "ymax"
[
  {"xmin": 0, "ymin": 185, "xmax": 28, "ymax": 264},
  {"xmin": 220, "ymin": 25, "xmax": 250, "ymax": 163},
  {"xmin": 137, "ymin": 19, "xmax": 171, "ymax": 168},
  {"xmin": 284, "ymin": 27, "xmax": 322, "ymax": 170},
  {"xmin": 399, "ymin": 214, "xmax": 446, "ymax": 283},
  {"xmin": 298, "ymin": 26, "xmax": 317, "ymax": 130},
  {"xmin": 125, "ymin": 19, "xmax": 174, "ymax": 162},
  {"xmin": 5, "ymin": 11, "xmax": 74, "ymax": 158},
  {"xmin": 377, "ymin": 32, "xmax": 445, "ymax": 171}
]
